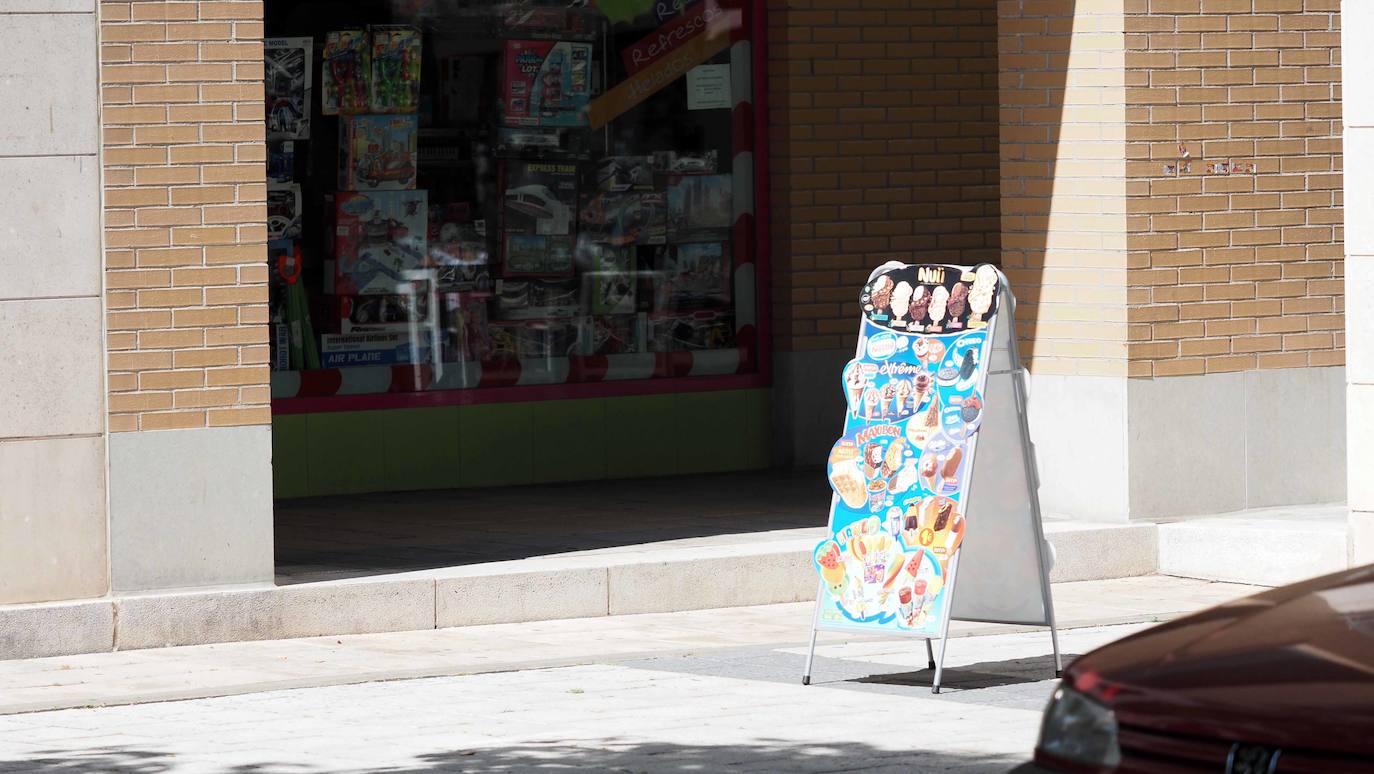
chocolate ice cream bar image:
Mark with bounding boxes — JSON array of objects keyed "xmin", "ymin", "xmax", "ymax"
[
  {"xmin": 868, "ymin": 275, "xmax": 895, "ymax": 314},
  {"xmin": 909, "ymin": 286, "xmax": 931, "ymax": 325},
  {"xmin": 947, "ymin": 283, "xmax": 970, "ymax": 328}
]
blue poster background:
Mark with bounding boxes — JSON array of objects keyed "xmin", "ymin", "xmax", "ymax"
[{"xmin": 814, "ymin": 263, "xmax": 1000, "ymax": 637}]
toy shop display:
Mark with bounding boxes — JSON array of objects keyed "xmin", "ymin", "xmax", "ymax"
[
  {"xmin": 322, "ymin": 30, "xmax": 370, "ymax": 116},
  {"xmin": 651, "ymin": 242, "xmax": 731, "ymax": 311},
  {"xmin": 578, "ymin": 314, "xmax": 643, "ymax": 356},
  {"xmin": 370, "ymin": 26, "xmax": 422, "ymax": 113},
  {"xmin": 584, "ymin": 245, "xmax": 636, "ymax": 315},
  {"xmin": 267, "ymin": 184, "xmax": 303, "ymax": 239},
  {"xmin": 495, "ymin": 278, "xmax": 581, "ymax": 320},
  {"xmin": 648, "ymin": 310, "xmax": 735, "ymax": 352},
  {"xmin": 265, "ymin": 37, "xmax": 312, "ymax": 140},
  {"xmin": 334, "ymin": 190, "xmax": 429, "ymax": 296},
  {"xmin": 579, "ymin": 190, "xmax": 666, "ymax": 246},
  {"xmin": 440, "ymin": 292, "xmax": 491, "ymax": 362},
  {"xmin": 502, "ymin": 40, "xmax": 592, "ymax": 127},
  {"xmin": 596, "ymin": 156, "xmax": 654, "ymax": 192},
  {"xmin": 338, "ymin": 287, "xmax": 432, "ymax": 333},
  {"xmin": 320, "ymin": 330, "xmax": 432, "ymax": 367},
  {"xmin": 339, "ymin": 114, "xmax": 419, "ymax": 191},
  {"xmin": 428, "ymin": 203, "xmax": 492, "ymax": 292},
  {"xmin": 666, "ymin": 174, "xmax": 733, "ymax": 242},
  {"xmin": 502, "ymin": 160, "xmax": 577, "ymax": 236},
  {"xmin": 503, "ymin": 233, "xmax": 574, "ymax": 277},
  {"xmin": 268, "ymin": 142, "xmax": 295, "ymax": 184}
]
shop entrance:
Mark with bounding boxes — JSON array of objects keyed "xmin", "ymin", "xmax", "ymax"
[{"xmin": 261, "ymin": 0, "xmax": 780, "ymax": 582}]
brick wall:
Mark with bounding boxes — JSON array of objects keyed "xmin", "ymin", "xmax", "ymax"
[
  {"xmin": 1124, "ymin": 0, "xmax": 1344, "ymax": 377},
  {"xmin": 999, "ymin": 0, "xmax": 1132, "ymax": 376},
  {"xmin": 101, "ymin": 0, "xmax": 272, "ymax": 432},
  {"xmin": 767, "ymin": 0, "xmax": 1000, "ymax": 354}
]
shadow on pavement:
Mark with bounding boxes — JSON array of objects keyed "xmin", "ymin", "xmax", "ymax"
[
  {"xmin": 2, "ymin": 740, "xmax": 1032, "ymax": 773},
  {"xmin": 853, "ymin": 652, "xmax": 1077, "ymax": 692}
]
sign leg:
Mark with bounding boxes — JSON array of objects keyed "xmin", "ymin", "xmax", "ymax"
[
  {"xmin": 802, "ymin": 627, "xmax": 818, "ymax": 686},
  {"xmin": 931, "ymin": 635, "xmax": 948, "ymax": 694},
  {"xmin": 925, "ymin": 638, "xmax": 935, "ymax": 670}
]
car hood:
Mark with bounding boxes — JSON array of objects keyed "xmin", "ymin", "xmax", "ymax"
[{"xmin": 1070, "ymin": 565, "xmax": 1374, "ymax": 754}]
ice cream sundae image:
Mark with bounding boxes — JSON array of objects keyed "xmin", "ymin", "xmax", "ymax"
[
  {"xmin": 891, "ymin": 281, "xmax": 914, "ymax": 326},
  {"xmin": 845, "ymin": 364, "xmax": 868, "ymax": 416},
  {"xmin": 927, "ymin": 286, "xmax": 950, "ymax": 332},
  {"xmin": 868, "ymin": 275, "xmax": 895, "ymax": 314},
  {"xmin": 968, "ymin": 264, "xmax": 998, "ymax": 326},
  {"xmin": 947, "ymin": 282, "xmax": 970, "ymax": 329}
]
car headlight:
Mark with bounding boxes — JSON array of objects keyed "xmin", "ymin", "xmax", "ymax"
[{"xmin": 1036, "ymin": 684, "xmax": 1121, "ymax": 770}]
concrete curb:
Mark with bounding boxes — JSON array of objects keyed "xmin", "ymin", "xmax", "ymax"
[{"xmin": 0, "ymin": 523, "xmax": 1160, "ymax": 660}]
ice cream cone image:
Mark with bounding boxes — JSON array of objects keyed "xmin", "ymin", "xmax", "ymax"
[
  {"xmin": 862, "ymin": 388, "xmax": 880, "ymax": 420},
  {"xmin": 894, "ymin": 379, "xmax": 912, "ymax": 414},
  {"xmin": 881, "ymin": 381, "xmax": 898, "ymax": 418},
  {"xmin": 919, "ymin": 453, "xmax": 939, "ymax": 491},
  {"xmin": 913, "ymin": 373, "xmax": 931, "ymax": 409},
  {"xmin": 844, "ymin": 365, "xmax": 867, "ymax": 416}
]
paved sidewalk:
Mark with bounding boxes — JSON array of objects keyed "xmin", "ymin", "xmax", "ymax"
[
  {"xmin": 0, "ymin": 622, "xmax": 1170, "ymax": 773},
  {"xmin": 0, "ymin": 575, "xmax": 1257, "ymax": 716}
]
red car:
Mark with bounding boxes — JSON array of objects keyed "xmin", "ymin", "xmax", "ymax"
[{"xmin": 1034, "ymin": 565, "xmax": 1374, "ymax": 773}]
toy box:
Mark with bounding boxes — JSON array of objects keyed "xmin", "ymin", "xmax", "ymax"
[
  {"xmin": 338, "ymin": 285, "xmax": 432, "ymax": 333},
  {"xmin": 265, "ymin": 37, "xmax": 312, "ymax": 140},
  {"xmin": 334, "ymin": 190, "xmax": 428, "ymax": 295},
  {"xmin": 652, "ymin": 241, "xmax": 731, "ymax": 311},
  {"xmin": 502, "ymin": 40, "xmax": 591, "ymax": 127},
  {"xmin": 495, "ymin": 278, "xmax": 581, "ymax": 320},
  {"xmin": 440, "ymin": 292, "xmax": 490, "ymax": 362},
  {"xmin": 322, "ymin": 30, "xmax": 370, "ymax": 116},
  {"xmin": 653, "ymin": 150, "xmax": 719, "ymax": 175},
  {"xmin": 321, "ymin": 330, "xmax": 432, "ymax": 367},
  {"xmin": 648, "ymin": 310, "xmax": 735, "ymax": 352},
  {"xmin": 582, "ymin": 245, "xmax": 636, "ymax": 314},
  {"xmin": 666, "ymin": 174, "xmax": 733, "ymax": 242},
  {"xmin": 268, "ymin": 141, "xmax": 295, "ymax": 184},
  {"xmin": 487, "ymin": 322, "xmax": 521, "ymax": 360},
  {"xmin": 370, "ymin": 26, "xmax": 422, "ymax": 113},
  {"xmin": 502, "ymin": 160, "xmax": 577, "ymax": 236},
  {"xmin": 267, "ymin": 184, "xmax": 303, "ymax": 239},
  {"xmin": 579, "ymin": 191, "xmax": 666, "ymax": 246},
  {"xmin": 502, "ymin": 233, "xmax": 574, "ymax": 277},
  {"xmin": 578, "ymin": 315, "xmax": 643, "ymax": 356},
  {"xmin": 339, "ymin": 114, "xmax": 418, "ymax": 191},
  {"xmin": 428, "ymin": 202, "xmax": 492, "ymax": 292},
  {"xmin": 596, "ymin": 156, "xmax": 654, "ymax": 192},
  {"xmin": 517, "ymin": 319, "xmax": 580, "ymax": 359}
]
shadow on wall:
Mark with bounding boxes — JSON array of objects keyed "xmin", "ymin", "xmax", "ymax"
[
  {"xmin": 999, "ymin": 0, "xmax": 1077, "ymax": 368},
  {"xmin": 1, "ymin": 741, "xmax": 1032, "ymax": 773}
]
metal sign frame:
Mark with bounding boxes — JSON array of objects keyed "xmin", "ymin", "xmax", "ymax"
[{"xmin": 802, "ymin": 264, "xmax": 1060, "ymax": 694}]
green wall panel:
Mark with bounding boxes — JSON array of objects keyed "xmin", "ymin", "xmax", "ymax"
[
  {"xmin": 271, "ymin": 413, "xmax": 309, "ymax": 499},
  {"xmin": 530, "ymin": 398, "xmax": 607, "ymax": 483},
  {"xmin": 275, "ymin": 388, "xmax": 772, "ymax": 497}
]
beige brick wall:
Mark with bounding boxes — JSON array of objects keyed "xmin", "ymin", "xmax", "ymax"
[
  {"xmin": 1123, "ymin": 0, "xmax": 1344, "ymax": 377},
  {"xmin": 101, "ymin": 0, "xmax": 272, "ymax": 432},
  {"xmin": 768, "ymin": 0, "xmax": 1001, "ymax": 353},
  {"xmin": 999, "ymin": 0, "xmax": 1132, "ymax": 377}
]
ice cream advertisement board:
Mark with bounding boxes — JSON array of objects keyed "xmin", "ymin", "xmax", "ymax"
[{"xmin": 812, "ymin": 263, "xmax": 1001, "ymax": 638}]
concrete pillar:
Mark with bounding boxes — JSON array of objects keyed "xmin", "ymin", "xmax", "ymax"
[
  {"xmin": 1342, "ymin": 0, "xmax": 1374, "ymax": 565},
  {"xmin": 0, "ymin": 1, "xmax": 108, "ymax": 605}
]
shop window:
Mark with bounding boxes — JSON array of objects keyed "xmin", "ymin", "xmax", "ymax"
[{"xmin": 263, "ymin": 0, "xmax": 766, "ymax": 411}]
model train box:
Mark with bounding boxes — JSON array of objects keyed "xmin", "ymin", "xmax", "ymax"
[
  {"xmin": 370, "ymin": 25, "xmax": 422, "ymax": 113},
  {"xmin": 666, "ymin": 174, "xmax": 733, "ymax": 242},
  {"xmin": 266, "ymin": 37, "xmax": 313, "ymax": 140},
  {"xmin": 320, "ymin": 330, "xmax": 432, "ymax": 367},
  {"xmin": 502, "ymin": 160, "xmax": 577, "ymax": 236},
  {"xmin": 267, "ymin": 184, "xmax": 303, "ymax": 239},
  {"xmin": 502, "ymin": 40, "xmax": 591, "ymax": 127},
  {"xmin": 334, "ymin": 190, "xmax": 428, "ymax": 295},
  {"xmin": 322, "ymin": 30, "xmax": 370, "ymax": 116},
  {"xmin": 339, "ymin": 114, "xmax": 418, "ymax": 191}
]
